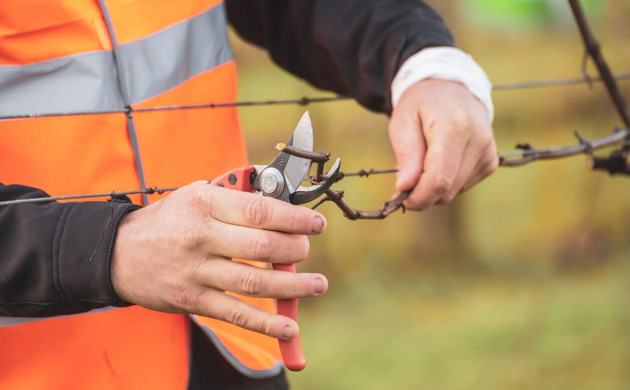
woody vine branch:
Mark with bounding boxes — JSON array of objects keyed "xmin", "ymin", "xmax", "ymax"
[
  {"xmin": 500, "ymin": 0, "xmax": 630, "ymax": 175},
  {"xmin": 1, "ymin": 0, "xmax": 628, "ymax": 217}
]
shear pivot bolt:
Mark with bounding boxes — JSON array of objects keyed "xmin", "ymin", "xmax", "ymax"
[
  {"xmin": 262, "ymin": 175, "xmax": 277, "ymax": 193},
  {"xmin": 260, "ymin": 168, "xmax": 285, "ymax": 197}
]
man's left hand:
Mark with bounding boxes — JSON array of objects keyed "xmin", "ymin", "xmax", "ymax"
[{"xmin": 388, "ymin": 79, "xmax": 498, "ymax": 210}]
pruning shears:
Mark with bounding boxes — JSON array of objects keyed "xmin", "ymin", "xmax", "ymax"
[{"xmin": 209, "ymin": 111, "xmax": 340, "ymax": 371}]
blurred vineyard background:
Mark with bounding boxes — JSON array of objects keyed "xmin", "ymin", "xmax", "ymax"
[{"xmin": 230, "ymin": 1, "xmax": 630, "ymax": 389}]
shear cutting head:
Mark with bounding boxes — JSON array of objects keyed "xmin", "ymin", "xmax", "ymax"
[{"xmin": 253, "ymin": 111, "xmax": 340, "ymax": 205}]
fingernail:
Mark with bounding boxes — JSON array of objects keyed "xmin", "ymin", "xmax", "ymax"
[
  {"xmin": 314, "ymin": 277, "xmax": 324, "ymax": 295},
  {"xmin": 282, "ymin": 325, "xmax": 294, "ymax": 339},
  {"xmin": 311, "ymin": 215, "xmax": 324, "ymax": 233}
]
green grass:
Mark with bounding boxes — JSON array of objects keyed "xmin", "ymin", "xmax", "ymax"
[{"xmin": 289, "ymin": 256, "xmax": 630, "ymax": 390}]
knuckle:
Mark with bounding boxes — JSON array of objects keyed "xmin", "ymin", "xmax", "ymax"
[
  {"xmin": 181, "ymin": 227, "xmax": 208, "ymax": 250},
  {"xmin": 485, "ymin": 156, "xmax": 500, "ymax": 175},
  {"xmin": 453, "ymin": 109, "xmax": 471, "ymax": 131},
  {"xmin": 424, "ymin": 117, "xmax": 438, "ymax": 133},
  {"xmin": 239, "ymin": 271, "xmax": 266, "ymax": 296},
  {"xmin": 441, "ymin": 191, "xmax": 457, "ymax": 204},
  {"xmin": 189, "ymin": 186, "xmax": 215, "ymax": 217},
  {"xmin": 482, "ymin": 133, "xmax": 496, "ymax": 147},
  {"xmin": 250, "ymin": 233, "xmax": 272, "ymax": 260},
  {"xmin": 261, "ymin": 317, "xmax": 275, "ymax": 336},
  {"xmin": 482, "ymin": 139, "xmax": 498, "ymax": 158},
  {"xmin": 432, "ymin": 172, "xmax": 454, "ymax": 195},
  {"xmin": 173, "ymin": 287, "xmax": 203, "ymax": 314},
  {"xmin": 480, "ymin": 143, "xmax": 499, "ymax": 176},
  {"xmin": 228, "ymin": 307, "xmax": 248, "ymax": 328},
  {"xmin": 245, "ymin": 197, "xmax": 269, "ymax": 227},
  {"xmin": 288, "ymin": 210, "xmax": 300, "ymax": 232}
]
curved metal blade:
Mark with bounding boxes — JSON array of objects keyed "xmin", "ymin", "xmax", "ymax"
[
  {"xmin": 283, "ymin": 111, "xmax": 313, "ymax": 193},
  {"xmin": 290, "ymin": 158, "xmax": 341, "ymax": 205}
]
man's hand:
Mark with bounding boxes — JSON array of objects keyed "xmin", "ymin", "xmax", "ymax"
[
  {"xmin": 388, "ymin": 79, "xmax": 498, "ymax": 210},
  {"xmin": 111, "ymin": 181, "xmax": 328, "ymax": 340}
]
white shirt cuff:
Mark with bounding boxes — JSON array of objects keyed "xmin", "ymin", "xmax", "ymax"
[{"xmin": 391, "ymin": 47, "xmax": 494, "ymax": 122}]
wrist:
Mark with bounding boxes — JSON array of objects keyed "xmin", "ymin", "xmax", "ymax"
[
  {"xmin": 391, "ymin": 47, "xmax": 494, "ymax": 122},
  {"xmin": 110, "ymin": 206, "xmax": 142, "ymax": 306}
]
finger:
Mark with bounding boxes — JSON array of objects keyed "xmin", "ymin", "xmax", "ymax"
[
  {"xmin": 196, "ymin": 186, "xmax": 327, "ymax": 235},
  {"xmin": 436, "ymin": 136, "xmax": 495, "ymax": 204},
  {"xmin": 202, "ymin": 220, "xmax": 311, "ymax": 263},
  {"xmin": 388, "ymin": 104, "xmax": 426, "ymax": 193},
  {"xmin": 436, "ymin": 150, "xmax": 479, "ymax": 204},
  {"xmin": 404, "ymin": 126, "xmax": 468, "ymax": 210},
  {"xmin": 196, "ymin": 258, "xmax": 328, "ymax": 299},
  {"xmin": 191, "ymin": 289, "xmax": 300, "ymax": 340},
  {"xmin": 461, "ymin": 147, "xmax": 500, "ymax": 193}
]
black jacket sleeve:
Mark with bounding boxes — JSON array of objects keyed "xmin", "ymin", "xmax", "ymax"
[
  {"xmin": 225, "ymin": 0, "xmax": 454, "ymax": 114},
  {"xmin": 0, "ymin": 184, "xmax": 137, "ymax": 317}
]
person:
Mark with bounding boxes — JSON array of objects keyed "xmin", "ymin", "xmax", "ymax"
[{"xmin": 0, "ymin": 0, "xmax": 497, "ymax": 389}]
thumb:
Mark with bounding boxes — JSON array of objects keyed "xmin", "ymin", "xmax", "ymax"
[{"xmin": 388, "ymin": 108, "xmax": 426, "ymax": 192}]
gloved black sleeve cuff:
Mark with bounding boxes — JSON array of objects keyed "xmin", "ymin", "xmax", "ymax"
[
  {"xmin": 0, "ymin": 183, "xmax": 140, "ymax": 316},
  {"xmin": 57, "ymin": 200, "xmax": 140, "ymax": 310}
]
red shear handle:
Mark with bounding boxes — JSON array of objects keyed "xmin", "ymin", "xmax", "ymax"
[
  {"xmin": 209, "ymin": 166, "xmax": 255, "ymax": 191},
  {"xmin": 209, "ymin": 166, "xmax": 306, "ymax": 371},
  {"xmin": 273, "ymin": 263, "xmax": 306, "ymax": 371}
]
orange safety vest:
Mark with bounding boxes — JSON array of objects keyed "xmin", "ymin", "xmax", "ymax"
[{"xmin": 0, "ymin": 0, "xmax": 283, "ymax": 388}]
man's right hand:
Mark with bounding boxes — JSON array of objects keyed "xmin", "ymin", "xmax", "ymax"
[{"xmin": 111, "ymin": 181, "xmax": 328, "ymax": 340}]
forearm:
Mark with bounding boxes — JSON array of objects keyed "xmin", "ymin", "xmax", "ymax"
[
  {"xmin": 0, "ymin": 184, "xmax": 137, "ymax": 316},
  {"xmin": 226, "ymin": 0, "xmax": 453, "ymax": 113}
]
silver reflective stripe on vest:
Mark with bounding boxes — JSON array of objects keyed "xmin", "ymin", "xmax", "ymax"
[
  {"xmin": 118, "ymin": 4, "xmax": 233, "ymax": 105},
  {"xmin": 0, "ymin": 52, "xmax": 124, "ymax": 116},
  {"xmin": 0, "ymin": 306, "xmax": 116, "ymax": 327},
  {"xmin": 0, "ymin": 317, "xmax": 41, "ymax": 327},
  {"xmin": 0, "ymin": 3, "xmax": 232, "ymax": 117}
]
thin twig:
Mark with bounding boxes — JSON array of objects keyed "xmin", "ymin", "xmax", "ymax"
[
  {"xmin": 498, "ymin": 129, "xmax": 630, "ymax": 166},
  {"xmin": 323, "ymin": 189, "xmax": 409, "ymax": 220},
  {"xmin": 567, "ymin": 0, "xmax": 630, "ymax": 172},
  {"xmin": 568, "ymin": 0, "xmax": 630, "ymax": 128},
  {"xmin": 277, "ymin": 143, "xmax": 330, "ymax": 163},
  {"xmin": 500, "ymin": 2, "xmax": 630, "ymax": 174}
]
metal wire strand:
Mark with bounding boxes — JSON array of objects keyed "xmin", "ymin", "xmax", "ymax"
[{"xmin": 1, "ymin": 72, "xmax": 629, "ymax": 121}]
